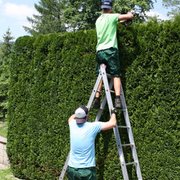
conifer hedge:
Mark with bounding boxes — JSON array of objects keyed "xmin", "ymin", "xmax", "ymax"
[{"xmin": 7, "ymin": 16, "xmax": 179, "ymax": 180}]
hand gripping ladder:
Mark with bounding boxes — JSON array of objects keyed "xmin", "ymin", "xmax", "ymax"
[{"xmin": 59, "ymin": 64, "xmax": 142, "ymax": 180}]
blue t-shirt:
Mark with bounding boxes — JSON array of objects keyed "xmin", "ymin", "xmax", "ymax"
[{"xmin": 68, "ymin": 120, "xmax": 103, "ymax": 168}]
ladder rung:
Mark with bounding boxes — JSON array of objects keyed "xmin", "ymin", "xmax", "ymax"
[
  {"xmin": 121, "ymin": 108, "xmax": 127, "ymax": 111},
  {"xmin": 99, "ymin": 108, "xmax": 103, "ymax": 111},
  {"xmin": 122, "ymin": 143, "xmax": 134, "ymax": 147},
  {"xmin": 110, "ymin": 90, "xmax": 115, "ymax": 93},
  {"xmin": 126, "ymin": 162, "xmax": 137, "ymax": 166},
  {"xmin": 118, "ymin": 126, "xmax": 130, "ymax": 129}
]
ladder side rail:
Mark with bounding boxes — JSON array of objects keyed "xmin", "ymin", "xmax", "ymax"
[
  {"xmin": 59, "ymin": 153, "xmax": 70, "ymax": 180},
  {"xmin": 87, "ymin": 73, "xmax": 102, "ymax": 110},
  {"xmin": 95, "ymin": 96, "xmax": 106, "ymax": 122},
  {"xmin": 100, "ymin": 65, "xmax": 114, "ymax": 112},
  {"xmin": 120, "ymin": 86, "xmax": 137, "ymax": 148},
  {"xmin": 95, "ymin": 79, "xmax": 114, "ymax": 122},
  {"xmin": 100, "ymin": 65, "xmax": 129, "ymax": 180},
  {"xmin": 113, "ymin": 126, "xmax": 129, "ymax": 180},
  {"xmin": 120, "ymin": 86, "xmax": 143, "ymax": 180}
]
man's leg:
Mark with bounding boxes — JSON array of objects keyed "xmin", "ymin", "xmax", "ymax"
[
  {"xmin": 94, "ymin": 50, "xmax": 106, "ymax": 109},
  {"xmin": 114, "ymin": 77, "xmax": 121, "ymax": 96},
  {"xmin": 93, "ymin": 80, "xmax": 102, "ymax": 109},
  {"xmin": 79, "ymin": 168, "xmax": 97, "ymax": 180},
  {"xmin": 96, "ymin": 80, "xmax": 103, "ymax": 98},
  {"xmin": 67, "ymin": 166, "xmax": 80, "ymax": 180},
  {"xmin": 114, "ymin": 77, "xmax": 121, "ymax": 108},
  {"xmin": 105, "ymin": 47, "xmax": 121, "ymax": 109}
]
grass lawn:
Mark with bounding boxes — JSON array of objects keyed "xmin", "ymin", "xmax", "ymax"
[
  {"xmin": 0, "ymin": 167, "xmax": 18, "ymax": 180},
  {"xmin": 0, "ymin": 121, "xmax": 21, "ymax": 179},
  {"xmin": 0, "ymin": 122, "xmax": 18, "ymax": 179},
  {"xmin": 0, "ymin": 121, "xmax": 8, "ymax": 137}
]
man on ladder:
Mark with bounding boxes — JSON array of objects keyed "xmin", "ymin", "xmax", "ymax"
[
  {"xmin": 59, "ymin": 1, "xmax": 143, "ymax": 179},
  {"xmin": 94, "ymin": 0, "xmax": 134, "ymax": 109},
  {"xmin": 61, "ymin": 63, "xmax": 143, "ymax": 179}
]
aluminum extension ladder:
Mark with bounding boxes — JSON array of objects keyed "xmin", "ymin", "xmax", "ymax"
[{"xmin": 59, "ymin": 64, "xmax": 142, "ymax": 180}]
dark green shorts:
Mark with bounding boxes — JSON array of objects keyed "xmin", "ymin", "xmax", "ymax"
[
  {"xmin": 67, "ymin": 166, "xmax": 96, "ymax": 180},
  {"xmin": 96, "ymin": 47, "xmax": 120, "ymax": 77}
]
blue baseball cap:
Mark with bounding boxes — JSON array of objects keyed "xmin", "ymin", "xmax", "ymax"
[{"xmin": 101, "ymin": 0, "xmax": 112, "ymax": 9}]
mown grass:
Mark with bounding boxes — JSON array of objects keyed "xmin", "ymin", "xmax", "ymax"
[
  {"xmin": 0, "ymin": 167, "xmax": 18, "ymax": 180},
  {"xmin": 0, "ymin": 121, "xmax": 8, "ymax": 137},
  {"xmin": 0, "ymin": 122, "xmax": 17, "ymax": 179},
  {"xmin": 0, "ymin": 121, "xmax": 58, "ymax": 179}
]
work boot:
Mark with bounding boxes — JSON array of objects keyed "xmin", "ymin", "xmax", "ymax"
[
  {"xmin": 115, "ymin": 97, "xmax": 121, "ymax": 109},
  {"xmin": 93, "ymin": 97, "xmax": 100, "ymax": 109}
]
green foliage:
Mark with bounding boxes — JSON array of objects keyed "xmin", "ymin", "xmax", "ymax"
[
  {"xmin": 24, "ymin": 0, "xmax": 101, "ymax": 34},
  {"xmin": 0, "ymin": 29, "xmax": 14, "ymax": 121},
  {"xmin": 126, "ymin": 17, "xmax": 180, "ymax": 179},
  {"xmin": 7, "ymin": 31, "xmax": 97, "ymax": 180},
  {"xmin": 0, "ymin": 121, "xmax": 8, "ymax": 137},
  {"xmin": 8, "ymin": 17, "xmax": 179, "ymax": 179},
  {"xmin": 113, "ymin": 0, "xmax": 153, "ymax": 13},
  {"xmin": 24, "ymin": 0, "xmax": 153, "ymax": 35}
]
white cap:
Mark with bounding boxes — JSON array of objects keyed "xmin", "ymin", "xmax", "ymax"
[
  {"xmin": 75, "ymin": 107, "xmax": 87, "ymax": 118},
  {"xmin": 75, "ymin": 106, "xmax": 88, "ymax": 123}
]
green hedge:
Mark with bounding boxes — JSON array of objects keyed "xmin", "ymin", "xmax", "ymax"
[
  {"xmin": 125, "ymin": 17, "xmax": 180, "ymax": 179},
  {"xmin": 7, "ymin": 16, "xmax": 179, "ymax": 180}
]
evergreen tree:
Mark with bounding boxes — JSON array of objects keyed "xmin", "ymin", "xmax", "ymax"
[
  {"xmin": 0, "ymin": 28, "xmax": 14, "ymax": 77},
  {"xmin": 0, "ymin": 28, "xmax": 14, "ymax": 121},
  {"xmin": 24, "ymin": 0, "xmax": 153, "ymax": 35}
]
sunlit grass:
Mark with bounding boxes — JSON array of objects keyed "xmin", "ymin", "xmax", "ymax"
[
  {"xmin": 0, "ymin": 167, "xmax": 17, "ymax": 180},
  {"xmin": 0, "ymin": 121, "xmax": 8, "ymax": 137},
  {"xmin": 0, "ymin": 122, "xmax": 18, "ymax": 179}
]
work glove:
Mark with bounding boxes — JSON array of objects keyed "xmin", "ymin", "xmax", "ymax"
[{"xmin": 111, "ymin": 108, "xmax": 117, "ymax": 114}]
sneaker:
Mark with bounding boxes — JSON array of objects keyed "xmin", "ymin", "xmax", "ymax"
[
  {"xmin": 93, "ymin": 97, "xmax": 100, "ymax": 109},
  {"xmin": 115, "ymin": 97, "xmax": 121, "ymax": 109}
]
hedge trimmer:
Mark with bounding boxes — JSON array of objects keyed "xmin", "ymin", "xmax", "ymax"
[{"xmin": 120, "ymin": 5, "xmax": 145, "ymax": 26}]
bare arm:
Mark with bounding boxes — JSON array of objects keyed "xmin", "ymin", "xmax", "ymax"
[
  {"xmin": 68, "ymin": 114, "xmax": 75, "ymax": 123},
  {"xmin": 101, "ymin": 113, "xmax": 117, "ymax": 131},
  {"xmin": 118, "ymin": 12, "xmax": 134, "ymax": 21}
]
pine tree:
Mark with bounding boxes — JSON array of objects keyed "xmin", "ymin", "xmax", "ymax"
[
  {"xmin": 1, "ymin": 28, "xmax": 14, "ymax": 57},
  {"xmin": 24, "ymin": 0, "xmax": 154, "ymax": 35},
  {"xmin": 0, "ymin": 28, "xmax": 14, "ymax": 121}
]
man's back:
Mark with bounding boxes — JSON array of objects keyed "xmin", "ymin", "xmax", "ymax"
[
  {"xmin": 68, "ymin": 120, "xmax": 102, "ymax": 168},
  {"xmin": 66, "ymin": 105, "xmax": 116, "ymax": 179},
  {"xmin": 95, "ymin": 13, "xmax": 119, "ymax": 51}
]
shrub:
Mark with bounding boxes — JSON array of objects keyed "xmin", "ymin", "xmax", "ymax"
[{"xmin": 7, "ymin": 16, "xmax": 179, "ymax": 179}]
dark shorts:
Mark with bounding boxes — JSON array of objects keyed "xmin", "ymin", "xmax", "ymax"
[
  {"xmin": 96, "ymin": 47, "xmax": 120, "ymax": 77},
  {"xmin": 67, "ymin": 166, "xmax": 96, "ymax": 180}
]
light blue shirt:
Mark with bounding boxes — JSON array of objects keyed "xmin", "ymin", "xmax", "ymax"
[{"xmin": 68, "ymin": 120, "xmax": 103, "ymax": 168}]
